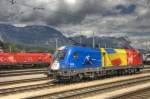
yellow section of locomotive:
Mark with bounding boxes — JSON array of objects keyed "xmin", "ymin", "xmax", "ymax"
[{"xmin": 100, "ymin": 48, "xmax": 127, "ymax": 67}]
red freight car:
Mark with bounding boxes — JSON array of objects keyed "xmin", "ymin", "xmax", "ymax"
[{"xmin": 0, "ymin": 53, "xmax": 52, "ymax": 69}]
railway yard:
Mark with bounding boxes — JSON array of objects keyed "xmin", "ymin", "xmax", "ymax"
[{"xmin": 0, "ymin": 65, "xmax": 149, "ymax": 99}]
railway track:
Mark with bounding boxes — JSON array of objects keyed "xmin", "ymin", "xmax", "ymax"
[
  {"xmin": 0, "ymin": 72, "xmax": 150, "ymax": 99},
  {"xmin": 0, "ymin": 67, "xmax": 149, "ymax": 99},
  {"xmin": 0, "ymin": 70, "xmax": 46, "ymax": 77},
  {"xmin": 0, "ymin": 68, "xmax": 148, "ymax": 87},
  {"xmin": 0, "ymin": 77, "xmax": 48, "ymax": 86},
  {"xmin": 0, "ymin": 68, "xmax": 47, "ymax": 77},
  {"xmin": 0, "ymin": 68, "xmax": 47, "ymax": 73},
  {"xmin": 114, "ymin": 87, "xmax": 150, "ymax": 99},
  {"xmin": 30, "ymin": 74, "xmax": 150, "ymax": 99},
  {"xmin": 0, "ymin": 80, "xmax": 55, "ymax": 95},
  {"xmin": 0, "ymin": 75, "xmax": 55, "ymax": 96}
]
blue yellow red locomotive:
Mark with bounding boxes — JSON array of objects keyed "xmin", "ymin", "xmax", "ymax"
[{"xmin": 48, "ymin": 46, "xmax": 143, "ymax": 81}]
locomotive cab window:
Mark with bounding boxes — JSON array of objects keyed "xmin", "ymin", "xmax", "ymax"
[
  {"xmin": 73, "ymin": 52, "xmax": 78, "ymax": 59},
  {"xmin": 54, "ymin": 50, "xmax": 67, "ymax": 61}
]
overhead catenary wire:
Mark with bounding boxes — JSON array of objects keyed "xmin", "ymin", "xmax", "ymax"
[
  {"xmin": 9, "ymin": 0, "xmax": 82, "ymax": 21},
  {"xmin": 10, "ymin": 0, "xmax": 84, "ymax": 46}
]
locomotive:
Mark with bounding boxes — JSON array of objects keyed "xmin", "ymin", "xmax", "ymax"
[
  {"xmin": 48, "ymin": 46, "xmax": 143, "ymax": 81},
  {"xmin": 0, "ymin": 52, "xmax": 52, "ymax": 70}
]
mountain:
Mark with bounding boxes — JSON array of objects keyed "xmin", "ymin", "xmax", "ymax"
[
  {"xmin": 0, "ymin": 24, "xmax": 73, "ymax": 49},
  {"xmin": 0, "ymin": 24, "xmax": 133, "ymax": 52}
]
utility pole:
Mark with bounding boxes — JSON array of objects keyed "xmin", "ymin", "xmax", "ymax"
[
  {"xmin": 105, "ymin": 43, "xmax": 107, "ymax": 48},
  {"xmin": 55, "ymin": 38, "xmax": 58, "ymax": 49},
  {"xmin": 9, "ymin": 45, "xmax": 12, "ymax": 52},
  {"xmin": 146, "ymin": 40, "xmax": 149, "ymax": 51},
  {"xmin": 79, "ymin": 24, "xmax": 82, "ymax": 45},
  {"xmin": 79, "ymin": 32, "xmax": 82, "ymax": 45},
  {"xmin": 146, "ymin": 41, "xmax": 148, "ymax": 51},
  {"xmin": 99, "ymin": 43, "xmax": 100, "ymax": 48},
  {"xmin": 93, "ymin": 32, "xmax": 95, "ymax": 48}
]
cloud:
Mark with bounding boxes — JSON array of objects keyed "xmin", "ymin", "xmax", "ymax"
[
  {"xmin": 0, "ymin": 0, "xmax": 150, "ymax": 49},
  {"xmin": 115, "ymin": 4, "xmax": 136, "ymax": 14},
  {"xmin": 0, "ymin": 0, "xmax": 137, "ymax": 25}
]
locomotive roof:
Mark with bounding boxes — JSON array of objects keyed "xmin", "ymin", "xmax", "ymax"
[{"xmin": 58, "ymin": 45, "xmax": 131, "ymax": 51}]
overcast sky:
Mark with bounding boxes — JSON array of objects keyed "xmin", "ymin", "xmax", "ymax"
[{"xmin": 0, "ymin": 0, "xmax": 150, "ymax": 48}]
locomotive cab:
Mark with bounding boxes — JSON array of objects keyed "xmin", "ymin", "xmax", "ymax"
[
  {"xmin": 48, "ymin": 46, "xmax": 70, "ymax": 79},
  {"xmin": 51, "ymin": 50, "xmax": 66, "ymax": 70}
]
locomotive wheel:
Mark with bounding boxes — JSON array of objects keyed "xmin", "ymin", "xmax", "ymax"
[
  {"xmin": 136, "ymin": 68, "xmax": 140, "ymax": 73},
  {"xmin": 72, "ymin": 74, "xmax": 83, "ymax": 82},
  {"xmin": 124, "ymin": 69, "xmax": 128, "ymax": 75},
  {"xmin": 121, "ymin": 70, "xmax": 125, "ymax": 75},
  {"xmin": 130, "ymin": 68, "xmax": 134, "ymax": 74},
  {"xmin": 117, "ymin": 70, "xmax": 121, "ymax": 76},
  {"xmin": 90, "ymin": 72, "xmax": 96, "ymax": 79}
]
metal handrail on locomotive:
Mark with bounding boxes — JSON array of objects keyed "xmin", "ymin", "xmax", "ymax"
[{"xmin": 48, "ymin": 46, "xmax": 143, "ymax": 81}]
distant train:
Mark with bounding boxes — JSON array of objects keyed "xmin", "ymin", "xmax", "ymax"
[
  {"xmin": 142, "ymin": 53, "xmax": 150, "ymax": 64},
  {"xmin": 48, "ymin": 46, "xmax": 143, "ymax": 81},
  {"xmin": 0, "ymin": 52, "xmax": 53, "ymax": 70}
]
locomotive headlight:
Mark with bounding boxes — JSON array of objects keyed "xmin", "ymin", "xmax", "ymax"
[{"xmin": 51, "ymin": 61, "xmax": 60, "ymax": 70}]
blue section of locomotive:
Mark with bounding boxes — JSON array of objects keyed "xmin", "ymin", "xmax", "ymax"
[
  {"xmin": 67, "ymin": 46, "xmax": 102, "ymax": 69},
  {"xmin": 49, "ymin": 46, "xmax": 102, "ymax": 79}
]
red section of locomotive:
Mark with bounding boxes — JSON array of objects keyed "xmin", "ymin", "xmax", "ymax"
[{"xmin": 126, "ymin": 49, "xmax": 142, "ymax": 65}]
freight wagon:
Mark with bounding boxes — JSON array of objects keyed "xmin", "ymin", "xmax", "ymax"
[
  {"xmin": 48, "ymin": 46, "xmax": 143, "ymax": 81},
  {"xmin": 0, "ymin": 53, "xmax": 52, "ymax": 70}
]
